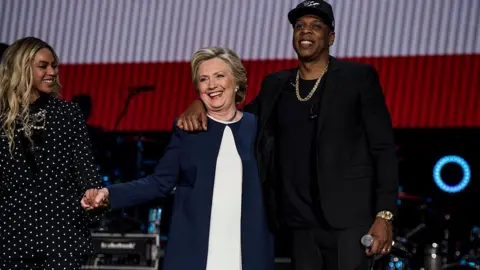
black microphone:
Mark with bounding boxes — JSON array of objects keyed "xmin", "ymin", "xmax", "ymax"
[{"xmin": 129, "ymin": 85, "xmax": 155, "ymax": 93}]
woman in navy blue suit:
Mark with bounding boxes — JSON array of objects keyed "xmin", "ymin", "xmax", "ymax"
[{"xmin": 81, "ymin": 47, "xmax": 274, "ymax": 270}]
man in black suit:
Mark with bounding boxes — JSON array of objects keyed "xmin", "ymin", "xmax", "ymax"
[{"xmin": 177, "ymin": 1, "xmax": 398, "ymax": 269}]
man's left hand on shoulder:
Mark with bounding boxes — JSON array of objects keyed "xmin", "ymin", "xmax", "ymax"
[{"xmin": 365, "ymin": 211, "xmax": 394, "ymax": 256}]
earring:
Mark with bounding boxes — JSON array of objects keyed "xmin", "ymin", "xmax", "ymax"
[{"xmin": 235, "ymin": 87, "xmax": 239, "ymax": 92}]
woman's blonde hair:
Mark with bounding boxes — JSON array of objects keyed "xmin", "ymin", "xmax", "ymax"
[
  {"xmin": 0, "ymin": 37, "xmax": 61, "ymax": 152},
  {"xmin": 191, "ymin": 47, "xmax": 247, "ymax": 104}
]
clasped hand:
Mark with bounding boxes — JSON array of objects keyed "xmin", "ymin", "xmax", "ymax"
[{"xmin": 81, "ymin": 188, "xmax": 110, "ymax": 210}]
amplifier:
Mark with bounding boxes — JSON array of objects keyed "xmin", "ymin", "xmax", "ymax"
[{"xmin": 82, "ymin": 233, "xmax": 161, "ymax": 270}]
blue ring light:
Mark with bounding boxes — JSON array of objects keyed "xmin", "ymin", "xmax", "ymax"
[{"xmin": 433, "ymin": 155, "xmax": 471, "ymax": 193}]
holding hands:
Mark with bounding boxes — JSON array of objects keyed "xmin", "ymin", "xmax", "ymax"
[{"xmin": 81, "ymin": 188, "xmax": 110, "ymax": 210}]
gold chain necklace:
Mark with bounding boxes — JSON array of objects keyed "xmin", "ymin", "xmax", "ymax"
[{"xmin": 295, "ymin": 62, "xmax": 329, "ymax": 102}]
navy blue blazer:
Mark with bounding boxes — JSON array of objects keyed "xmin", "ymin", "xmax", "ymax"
[{"xmin": 107, "ymin": 112, "xmax": 274, "ymax": 270}]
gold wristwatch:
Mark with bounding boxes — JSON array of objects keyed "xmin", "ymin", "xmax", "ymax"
[{"xmin": 376, "ymin": 210, "xmax": 394, "ymax": 221}]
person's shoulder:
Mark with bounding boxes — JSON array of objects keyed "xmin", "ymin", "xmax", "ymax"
[
  {"xmin": 170, "ymin": 118, "xmax": 193, "ymax": 138},
  {"xmin": 241, "ymin": 112, "xmax": 259, "ymax": 130},
  {"xmin": 49, "ymin": 95, "xmax": 83, "ymax": 116},
  {"xmin": 264, "ymin": 68, "xmax": 295, "ymax": 82},
  {"xmin": 48, "ymin": 94, "xmax": 67, "ymax": 106},
  {"xmin": 171, "ymin": 118, "xmax": 183, "ymax": 134},
  {"xmin": 242, "ymin": 112, "xmax": 257, "ymax": 122},
  {"xmin": 258, "ymin": 68, "xmax": 295, "ymax": 99}
]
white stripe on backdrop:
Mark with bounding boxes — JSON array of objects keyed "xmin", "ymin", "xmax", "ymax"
[{"xmin": 0, "ymin": 0, "xmax": 479, "ymax": 63}]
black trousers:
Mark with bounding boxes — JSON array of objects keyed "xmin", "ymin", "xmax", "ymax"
[
  {"xmin": 1, "ymin": 255, "xmax": 87, "ymax": 270},
  {"xmin": 291, "ymin": 226, "xmax": 371, "ymax": 270}
]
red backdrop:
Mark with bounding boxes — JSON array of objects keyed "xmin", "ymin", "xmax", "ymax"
[{"xmin": 60, "ymin": 54, "xmax": 480, "ymax": 131}]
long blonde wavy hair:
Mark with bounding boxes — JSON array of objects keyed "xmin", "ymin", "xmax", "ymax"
[{"xmin": 0, "ymin": 37, "xmax": 61, "ymax": 153}]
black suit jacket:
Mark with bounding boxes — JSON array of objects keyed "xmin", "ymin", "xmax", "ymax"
[
  {"xmin": 245, "ymin": 56, "xmax": 399, "ymax": 230},
  {"xmin": 0, "ymin": 94, "xmax": 103, "ymax": 259}
]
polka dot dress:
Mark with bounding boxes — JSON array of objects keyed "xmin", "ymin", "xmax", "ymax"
[{"xmin": 0, "ymin": 94, "xmax": 104, "ymax": 269}]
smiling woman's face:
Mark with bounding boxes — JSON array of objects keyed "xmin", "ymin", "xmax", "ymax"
[
  {"xmin": 31, "ymin": 48, "xmax": 59, "ymax": 95},
  {"xmin": 197, "ymin": 57, "xmax": 237, "ymax": 113}
]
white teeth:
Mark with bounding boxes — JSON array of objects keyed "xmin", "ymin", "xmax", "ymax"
[
  {"xmin": 208, "ymin": 92, "xmax": 222, "ymax": 97},
  {"xmin": 301, "ymin": 41, "xmax": 313, "ymax": 45}
]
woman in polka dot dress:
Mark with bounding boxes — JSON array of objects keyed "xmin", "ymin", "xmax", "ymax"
[{"xmin": 0, "ymin": 37, "xmax": 104, "ymax": 269}]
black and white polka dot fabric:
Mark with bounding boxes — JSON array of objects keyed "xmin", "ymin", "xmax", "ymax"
[
  {"xmin": 0, "ymin": 94, "xmax": 103, "ymax": 269},
  {"xmin": 3, "ymin": 255, "xmax": 85, "ymax": 270}
]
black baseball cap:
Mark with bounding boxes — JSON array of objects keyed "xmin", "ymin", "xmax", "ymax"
[{"xmin": 288, "ymin": 0, "xmax": 335, "ymax": 30}]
